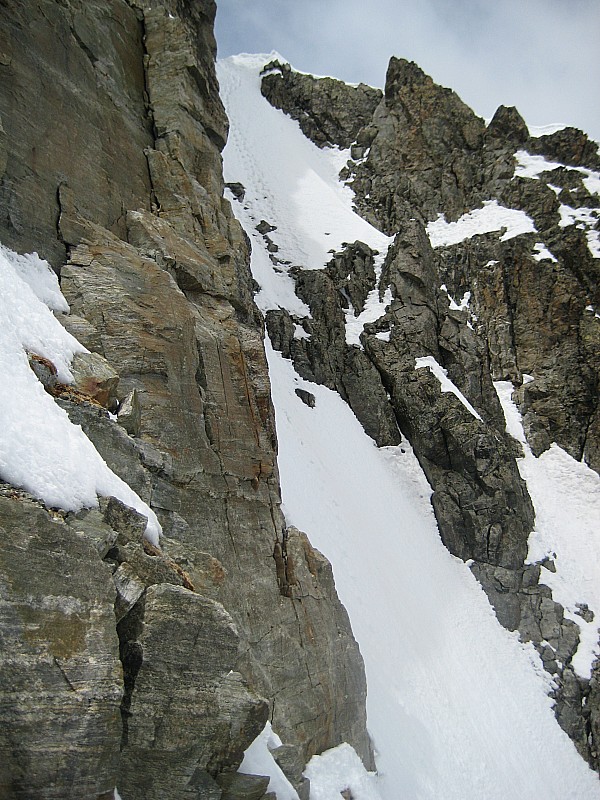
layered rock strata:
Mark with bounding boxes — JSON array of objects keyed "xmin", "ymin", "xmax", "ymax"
[{"xmin": 0, "ymin": 1, "xmax": 371, "ymax": 797}]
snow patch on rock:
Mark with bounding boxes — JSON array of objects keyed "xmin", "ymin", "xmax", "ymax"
[
  {"xmin": 427, "ymin": 200, "xmax": 536, "ymax": 248},
  {"xmin": 0, "ymin": 243, "xmax": 161, "ymax": 544}
]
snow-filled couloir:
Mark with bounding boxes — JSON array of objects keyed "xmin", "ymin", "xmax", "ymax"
[{"xmin": 218, "ymin": 53, "xmax": 600, "ymax": 799}]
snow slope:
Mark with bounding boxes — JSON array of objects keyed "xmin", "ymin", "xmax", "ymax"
[
  {"xmin": 218, "ymin": 54, "xmax": 600, "ymax": 799},
  {"xmin": 218, "ymin": 52, "xmax": 391, "ymax": 315},
  {"xmin": 426, "ymin": 200, "xmax": 537, "ymax": 247}
]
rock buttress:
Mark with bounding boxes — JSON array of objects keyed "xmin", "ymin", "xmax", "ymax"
[{"xmin": 0, "ymin": 1, "xmax": 372, "ymax": 796}]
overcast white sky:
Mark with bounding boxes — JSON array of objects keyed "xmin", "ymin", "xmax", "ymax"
[{"xmin": 215, "ymin": 0, "xmax": 600, "ymax": 142}]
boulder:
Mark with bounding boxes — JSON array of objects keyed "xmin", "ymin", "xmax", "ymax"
[{"xmin": 70, "ymin": 351, "xmax": 119, "ymax": 410}]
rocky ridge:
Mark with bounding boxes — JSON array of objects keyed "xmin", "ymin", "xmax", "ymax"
[
  {"xmin": 260, "ymin": 58, "xmax": 600, "ymax": 766},
  {"xmin": 0, "ymin": 2, "xmax": 371, "ymax": 798},
  {"xmin": 260, "ymin": 59, "xmax": 382, "ymax": 151}
]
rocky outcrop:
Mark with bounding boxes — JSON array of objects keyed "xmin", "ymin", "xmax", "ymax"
[
  {"xmin": 266, "ymin": 241, "xmax": 401, "ymax": 447},
  {"xmin": 528, "ymin": 127, "xmax": 600, "ymax": 170},
  {"xmin": 484, "ymin": 105, "xmax": 529, "ymax": 150},
  {"xmin": 347, "ymin": 64, "xmax": 600, "ymax": 473},
  {"xmin": 349, "ymin": 57, "xmax": 488, "ymax": 230},
  {"xmin": 307, "ymin": 54, "xmax": 600, "ymax": 479},
  {"xmin": 268, "ymin": 222, "xmax": 534, "ymax": 569},
  {"xmin": 364, "ymin": 226, "xmax": 535, "ymax": 569},
  {"xmin": 471, "ymin": 559, "xmax": 593, "ymax": 762},
  {"xmin": 0, "ymin": 1, "xmax": 372, "ymax": 796},
  {"xmin": 436, "ymin": 231, "xmax": 599, "ymax": 469},
  {"xmin": 260, "ymin": 59, "xmax": 382, "ymax": 150}
]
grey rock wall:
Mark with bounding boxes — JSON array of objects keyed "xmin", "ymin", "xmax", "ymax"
[
  {"xmin": 0, "ymin": 1, "xmax": 372, "ymax": 797},
  {"xmin": 0, "ymin": 492, "xmax": 122, "ymax": 799},
  {"xmin": 0, "ymin": 0, "xmax": 154, "ymax": 267}
]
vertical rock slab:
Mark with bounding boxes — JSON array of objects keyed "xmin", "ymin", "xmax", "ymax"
[
  {"xmin": 0, "ymin": 0, "xmax": 374, "ymax": 788},
  {"xmin": 0, "ymin": 0, "xmax": 153, "ymax": 267},
  {"xmin": 55, "ymin": 0, "xmax": 374, "ymax": 774},
  {"xmin": 117, "ymin": 585, "xmax": 267, "ymax": 800},
  {"xmin": 0, "ymin": 494, "xmax": 122, "ymax": 799},
  {"xmin": 282, "ymin": 528, "xmax": 371, "ymax": 763}
]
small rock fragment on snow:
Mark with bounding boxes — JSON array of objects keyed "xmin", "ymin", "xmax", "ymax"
[
  {"xmin": 295, "ymin": 388, "xmax": 315, "ymax": 407},
  {"xmin": 28, "ymin": 352, "xmax": 58, "ymax": 391}
]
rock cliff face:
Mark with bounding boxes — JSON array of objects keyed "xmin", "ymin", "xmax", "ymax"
[
  {"xmin": 0, "ymin": 3, "xmax": 370, "ymax": 798},
  {"xmin": 1, "ymin": 3, "xmax": 599, "ymax": 796},
  {"xmin": 261, "ymin": 59, "xmax": 600, "ymax": 767}
]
